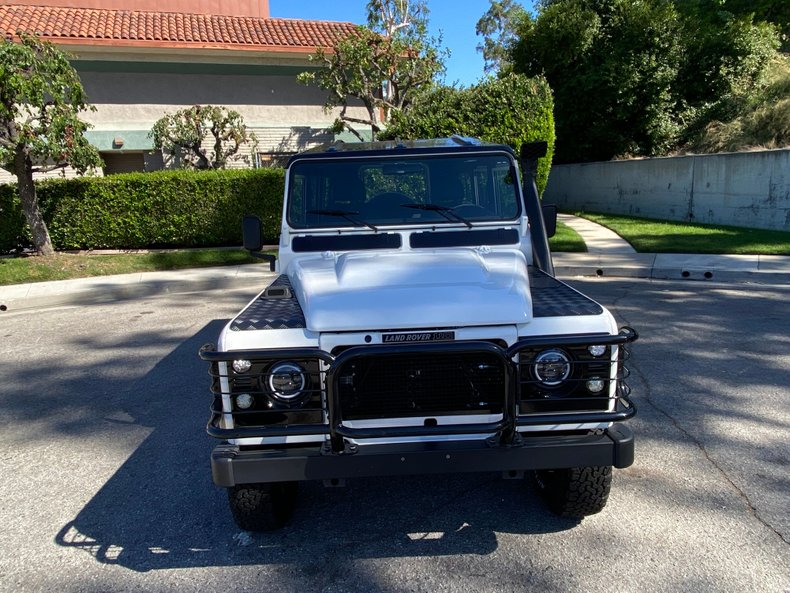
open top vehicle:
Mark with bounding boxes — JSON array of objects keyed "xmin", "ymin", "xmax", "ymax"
[{"xmin": 200, "ymin": 137, "xmax": 637, "ymax": 531}]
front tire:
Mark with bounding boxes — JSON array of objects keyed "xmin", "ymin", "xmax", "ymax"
[
  {"xmin": 228, "ymin": 482, "xmax": 298, "ymax": 531},
  {"xmin": 533, "ymin": 466, "xmax": 612, "ymax": 518}
]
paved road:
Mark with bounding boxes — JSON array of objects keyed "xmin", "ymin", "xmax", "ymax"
[{"xmin": 0, "ymin": 278, "xmax": 788, "ymax": 593}]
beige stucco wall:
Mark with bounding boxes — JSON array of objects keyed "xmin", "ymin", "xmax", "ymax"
[
  {"xmin": 0, "ymin": 65, "xmax": 370, "ymax": 184},
  {"xmin": 78, "ymin": 71, "xmax": 348, "ymax": 134}
]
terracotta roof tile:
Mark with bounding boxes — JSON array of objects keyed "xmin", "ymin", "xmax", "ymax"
[{"xmin": 0, "ymin": 4, "xmax": 356, "ymax": 52}]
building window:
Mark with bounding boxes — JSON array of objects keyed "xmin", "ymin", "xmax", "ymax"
[
  {"xmin": 101, "ymin": 152, "xmax": 146, "ymax": 175},
  {"xmin": 256, "ymin": 152, "xmax": 294, "ymax": 168}
]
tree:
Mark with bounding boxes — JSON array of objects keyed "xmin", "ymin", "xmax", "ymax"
[
  {"xmin": 475, "ymin": 0, "xmax": 529, "ymax": 75},
  {"xmin": 297, "ymin": 0, "xmax": 445, "ymax": 141},
  {"xmin": 512, "ymin": 0, "xmax": 684, "ymax": 163},
  {"xmin": 0, "ymin": 34, "xmax": 102, "ymax": 256},
  {"xmin": 150, "ymin": 105, "xmax": 255, "ymax": 170},
  {"xmin": 511, "ymin": 0, "xmax": 780, "ymax": 163},
  {"xmin": 381, "ymin": 74, "xmax": 555, "ymax": 194}
]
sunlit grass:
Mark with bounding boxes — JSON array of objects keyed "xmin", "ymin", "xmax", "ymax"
[
  {"xmin": 550, "ymin": 221, "xmax": 587, "ymax": 253},
  {"xmin": 575, "ymin": 212, "xmax": 790, "ymax": 255},
  {"xmin": 0, "ymin": 248, "xmax": 261, "ymax": 286}
]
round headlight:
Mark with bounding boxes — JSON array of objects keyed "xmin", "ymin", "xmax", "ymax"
[
  {"xmin": 533, "ymin": 349, "xmax": 571, "ymax": 386},
  {"xmin": 588, "ymin": 345, "xmax": 607, "ymax": 357},
  {"xmin": 267, "ymin": 362, "xmax": 306, "ymax": 401},
  {"xmin": 235, "ymin": 393, "xmax": 254, "ymax": 409},
  {"xmin": 586, "ymin": 378, "xmax": 606, "ymax": 393},
  {"xmin": 232, "ymin": 359, "xmax": 252, "ymax": 373}
]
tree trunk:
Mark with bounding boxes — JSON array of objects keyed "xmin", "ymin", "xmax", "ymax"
[{"xmin": 14, "ymin": 145, "xmax": 55, "ymax": 256}]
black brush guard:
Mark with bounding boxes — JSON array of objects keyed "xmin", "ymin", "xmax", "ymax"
[{"xmin": 199, "ymin": 328, "xmax": 637, "ymax": 486}]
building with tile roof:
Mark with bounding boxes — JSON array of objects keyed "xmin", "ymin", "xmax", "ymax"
[{"xmin": 0, "ymin": 1, "xmax": 363, "ymax": 177}]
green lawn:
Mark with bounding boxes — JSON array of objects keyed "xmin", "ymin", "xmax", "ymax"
[
  {"xmin": 576, "ymin": 212, "xmax": 790, "ymax": 255},
  {"xmin": 3, "ymin": 213, "xmax": 785, "ymax": 286},
  {"xmin": 0, "ymin": 249, "xmax": 260, "ymax": 286},
  {"xmin": 550, "ymin": 221, "xmax": 587, "ymax": 253}
]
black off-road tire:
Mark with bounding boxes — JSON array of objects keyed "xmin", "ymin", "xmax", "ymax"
[
  {"xmin": 533, "ymin": 466, "xmax": 612, "ymax": 518},
  {"xmin": 227, "ymin": 482, "xmax": 298, "ymax": 531}
]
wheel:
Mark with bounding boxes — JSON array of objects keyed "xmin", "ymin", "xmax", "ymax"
[
  {"xmin": 227, "ymin": 482, "xmax": 298, "ymax": 531},
  {"xmin": 533, "ymin": 466, "xmax": 612, "ymax": 518}
]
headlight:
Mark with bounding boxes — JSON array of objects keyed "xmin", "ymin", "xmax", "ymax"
[
  {"xmin": 232, "ymin": 359, "xmax": 252, "ymax": 373},
  {"xmin": 586, "ymin": 377, "xmax": 606, "ymax": 393},
  {"xmin": 235, "ymin": 393, "xmax": 254, "ymax": 409},
  {"xmin": 533, "ymin": 349, "xmax": 571, "ymax": 386},
  {"xmin": 267, "ymin": 362, "xmax": 307, "ymax": 401},
  {"xmin": 588, "ymin": 345, "xmax": 607, "ymax": 357}
]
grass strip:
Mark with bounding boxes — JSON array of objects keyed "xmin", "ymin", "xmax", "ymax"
[
  {"xmin": 2, "ymin": 223, "xmax": 587, "ymax": 286},
  {"xmin": 549, "ymin": 221, "xmax": 587, "ymax": 253},
  {"xmin": 0, "ymin": 249, "xmax": 260, "ymax": 286},
  {"xmin": 575, "ymin": 212, "xmax": 790, "ymax": 255}
]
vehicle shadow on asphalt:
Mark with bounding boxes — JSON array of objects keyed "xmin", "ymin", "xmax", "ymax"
[{"xmin": 53, "ymin": 320, "xmax": 580, "ymax": 573}]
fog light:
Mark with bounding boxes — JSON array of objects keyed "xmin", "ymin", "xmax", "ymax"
[
  {"xmin": 586, "ymin": 378, "xmax": 605, "ymax": 393},
  {"xmin": 588, "ymin": 345, "xmax": 606, "ymax": 357},
  {"xmin": 534, "ymin": 349, "xmax": 571, "ymax": 386},
  {"xmin": 235, "ymin": 393, "xmax": 254, "ymax": 409},
  {"xmin": 267, "ymin": 362, "xmax": 306, "ymax": 401},
  {"xmin": 233, "ymin": 359, "xmax": 252, "ymax": 373}
]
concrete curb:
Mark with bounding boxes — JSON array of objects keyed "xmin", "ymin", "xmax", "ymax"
[
  {"xmin": 2, "ymin": 254, "xmax": 788, "ymax": 313},
  {"xmin": 0, "ymin": 266, "xmax": 277, "ymax": 313},
  {"xmin": 553, "ymin": 253, "xmax": 790, "ymax": 284}
]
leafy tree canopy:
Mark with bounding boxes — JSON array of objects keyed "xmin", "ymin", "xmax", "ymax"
[
  {"xmin": 298, "ymin": 0, "xmax": 446, "ymax": 141},
  {"xmin": 475, "ymin": 0, "xmax": 529, "ymax": 75},
  {"xmin": 150, "ymin": 105, "xmax": 255, "ymax": 170},
  {"xmin": 511, "ymin": 0, "xmax": 781, "ymax": 163},
  {"xmin": 0, "ymin": 33, "xmax": 101, "ymax": 255},
  {"xmin": 382, "ymin": 73, "xmax": 555, "ymax": 194}
]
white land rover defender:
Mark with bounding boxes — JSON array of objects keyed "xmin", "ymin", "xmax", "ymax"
[{"xmin": 200, "ymin": 138, "xmax": 637, "ymax": 531}]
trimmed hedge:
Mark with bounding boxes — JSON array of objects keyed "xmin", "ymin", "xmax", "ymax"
[
  {"xmin": 0, "ymin": 168, "xmax": 285, "ymax": 253},
  {"xmin": 381, "ymin": 74, "xmax": 556, "ymax": 195}
]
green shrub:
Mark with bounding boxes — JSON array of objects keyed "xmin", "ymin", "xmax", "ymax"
[
  {"xmin": 0, "ymin": 185, "xmax": 29, "ymax": 252},
  {"xmin": 0, "ymin": 168, "xmax": 284, "ymax": 253},
  {"xmin": 381, "ymin": 73, "xmax": 555, "ymax": 195}
]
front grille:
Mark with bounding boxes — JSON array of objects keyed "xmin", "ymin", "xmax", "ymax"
[
  {"xmin": 200, "ymin": 328, "xmax": 637, "ymax": 440},
  {"xmin": 335, "ymin": 352, "xmax": 507, "ymax": 420}
]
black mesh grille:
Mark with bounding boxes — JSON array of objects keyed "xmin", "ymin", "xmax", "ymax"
[{"xmin": 336, "ymin": 352, "xmax": 506, "ymax": 420}]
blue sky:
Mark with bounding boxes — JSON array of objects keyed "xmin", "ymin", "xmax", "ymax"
[{"xmin": 268, "ymin": 1, "xmax": 533, "ymax": 88}]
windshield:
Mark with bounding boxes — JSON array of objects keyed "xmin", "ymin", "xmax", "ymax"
[{"xmin": 287, "ymin": 153, "xmax": 520, "ymax": 229}]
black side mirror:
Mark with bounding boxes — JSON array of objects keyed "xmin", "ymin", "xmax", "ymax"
[
  {"xmin": 542, "ymin": 204, "xmax": 558, "ymax": 238},
  {"xmin": 243, "ymin": 215, "xmax": 264, "ymax": 251},
  {"xmin": 242, "ymin": 214, "xmax": 276, "ymax": 272}
]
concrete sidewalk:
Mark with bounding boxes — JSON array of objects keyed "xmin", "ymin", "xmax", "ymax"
[
  {"xmin": 1, "ymin": 216, "xmax": 788, "ymax": 312},
  {"xmin": 555, "ymin": 213, "xmax": 790, "ymax": 282}
]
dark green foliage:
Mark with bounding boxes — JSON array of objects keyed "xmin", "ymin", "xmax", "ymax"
[
  {"xmin": 381, "ymin": 74, "xmax": 555, "ymax": 195},
  {"xmin": 512, "ymin": 0, "xmax": 781, "ymax": 163},
  {"xmin": 0, "ymin": 187, "xmax": 28, "ymax": 252},
  {"xmin": 0, "ymin": 168, "xmax": 284, "ymax": 253}
]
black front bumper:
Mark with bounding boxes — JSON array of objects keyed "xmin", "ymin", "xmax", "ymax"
[{"xmin": 210, "ymin": 424, "xmax": 634, "ymax": 487}]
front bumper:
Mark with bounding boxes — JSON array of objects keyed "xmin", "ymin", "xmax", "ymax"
[{"xmin": 210, "ymin": 424, "xmax": 634, "ymax": 487}]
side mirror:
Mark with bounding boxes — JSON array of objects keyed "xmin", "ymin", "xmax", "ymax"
[
  {"xmin": 242, "ymin": 214, "xmax": 276, "ymax": 272},
  {"xmin": 243, "ymin": 215, "xmax": 263, "ymax": 251},
  {"xmin": 542, "ymin": 204, "xmax": 558, "ymax": 238}
]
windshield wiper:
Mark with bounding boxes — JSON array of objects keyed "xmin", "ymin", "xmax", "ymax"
[
  {"xmin": 401, "ymin": 203, "xmax": 473, "ymax": 228},
  {"xmin": 307, "ymin": 209, "xmax": 378, "ymax": 231}
]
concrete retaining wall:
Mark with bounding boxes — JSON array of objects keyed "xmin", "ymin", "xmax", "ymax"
[{"xmin": 543, "ymin": 149, "xmax": 790, "ymax": 231}]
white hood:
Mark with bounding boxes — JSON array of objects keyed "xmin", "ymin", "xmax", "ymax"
[{"xmin": 287, "ymin": 249, "xmax": 532, "ymax": 332}]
